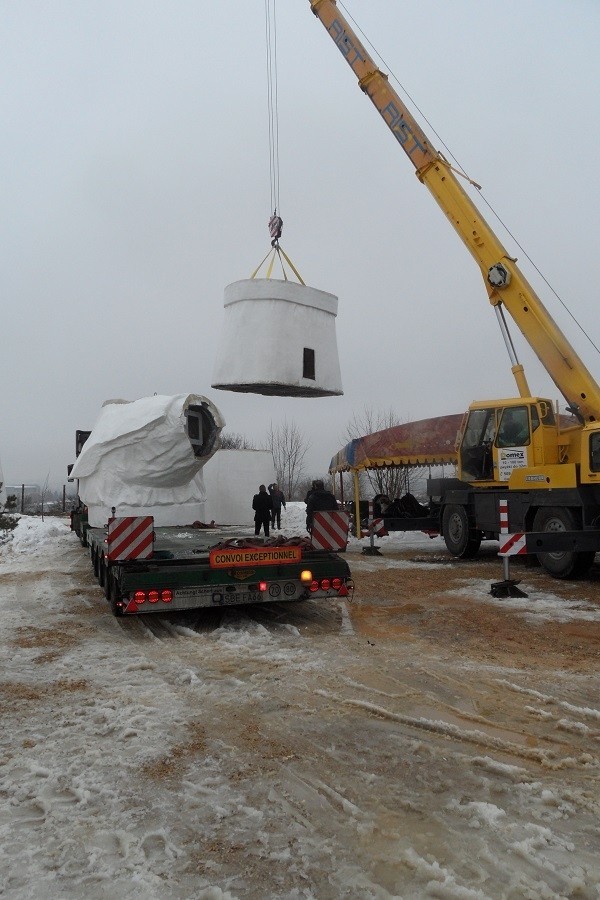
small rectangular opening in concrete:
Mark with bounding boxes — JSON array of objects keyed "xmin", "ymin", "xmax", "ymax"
[{"xmin": 303, "ymin": 347, "xmax": 315, "ymax": 380}]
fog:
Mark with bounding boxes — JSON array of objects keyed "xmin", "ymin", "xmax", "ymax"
[{"xmin": 2, "ymin": 0, "xmax": 599, "ymax": 488}]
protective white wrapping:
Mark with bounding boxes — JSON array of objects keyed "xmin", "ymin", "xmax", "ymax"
[
  {"xmin": 202, "ymin": 450, "xmax": 276, "ymax": 526},
  {"xmin": 70, "ymin": 394, "xmax": 224, "ymax": 527},
  {"xmin": 211, "ymin": 279, "xmax": 343, "ymax": 397}
]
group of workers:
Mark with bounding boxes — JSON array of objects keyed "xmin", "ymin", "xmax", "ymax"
[{"xmin": 251, "ymin": 479, "xmax": 338, "ymax": 538}]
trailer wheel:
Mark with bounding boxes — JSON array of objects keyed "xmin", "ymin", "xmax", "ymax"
[
  {"xmin": 532, "ymin": 507, "xmax": 595, "ymax": 579},
  {"xmin": 103, "ymin": 563, "xmax": 112, "ymax": 600},
  {"xmin": 442, "ymin": 504, "xmax": 481, "ymax": 559},
  {"xmin": 98, "ymin": 552, "xmax": 106, "ymax": 590},
  {"xmin": 108, "ymin": 572, "xmax": 123, "ymax": 617}
]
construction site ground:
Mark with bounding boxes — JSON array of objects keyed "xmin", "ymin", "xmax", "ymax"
[{"xmin": 0, "ymin": 514, "xmax": 598, "ymax": 899}]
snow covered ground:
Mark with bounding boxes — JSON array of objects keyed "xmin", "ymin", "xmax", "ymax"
[{"xmin": 1, "ymin": 505, "xmax": 599, "ymax": 898}]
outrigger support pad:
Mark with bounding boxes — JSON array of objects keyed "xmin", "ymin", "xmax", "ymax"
[
  {"xmin": 362, "ymin": 545, "xmax": 383, "ymax": 556},
  {"xmin": 490, "ymin": 579, "xmax": 528, "ymax": 599}
]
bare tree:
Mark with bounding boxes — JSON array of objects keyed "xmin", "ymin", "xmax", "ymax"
[
  {"xmin": 219, "ymin": 431, "xmax": 257, "ymax": 450},
  {"xmin": 266, "ymin": 421, "xmax": 309, "ymax": 499},
  {"xmin": 342, "ymin": 406, "xmax": 411, "ymax": 500}
]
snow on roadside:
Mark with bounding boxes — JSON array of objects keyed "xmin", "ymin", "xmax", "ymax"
[{"xmin": 5, "ymin": 515, "xmax": 72, "ymax": 552}]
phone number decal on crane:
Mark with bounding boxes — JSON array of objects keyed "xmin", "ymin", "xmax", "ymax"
[{"xmin": 209, "ymin": 546, "xmax": 302, "ymax": 568}]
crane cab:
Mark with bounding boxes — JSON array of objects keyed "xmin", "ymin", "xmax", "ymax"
[{"xmin": 457, "ymin": 398, "xmax": 569, "ymax": 487}]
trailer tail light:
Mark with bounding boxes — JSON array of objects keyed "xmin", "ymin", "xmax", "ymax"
[
  {"xmin": 300, "ymin": 570, "xmax": 313, "ymax": 583},
  {"xmin": 259, "ymin": 581, "xmax": 267, "ymax": 592},
  {"xmin": 132, "ymin": 589, "xmax": 172, "ymax": 605},
  {"xmin": 307, "ymin": 577, "xmax": 347, "ymax": 594}
]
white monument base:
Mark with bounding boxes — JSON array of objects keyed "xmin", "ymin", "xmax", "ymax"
[{"xmin": 212, "ymin": 279, "xmax": 343, "ymax": 397}]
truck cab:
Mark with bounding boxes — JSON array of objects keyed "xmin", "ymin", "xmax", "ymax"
[{"xmin": 458, "ymin": 398, "xmax": 563, "ymax": 486}]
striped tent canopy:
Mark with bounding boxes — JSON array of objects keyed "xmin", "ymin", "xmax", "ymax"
[{"xmin": 329, "ymin": 413, "xmax": 463, "ymax": 473}]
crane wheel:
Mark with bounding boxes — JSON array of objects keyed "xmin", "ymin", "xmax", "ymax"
[
  {"xmin": 442, "ymin": 504, "xmax": 482, "ymax": 559},
  {"xmin": 532, "ymin": 507, "xmax": 595, "ymax": 579}
]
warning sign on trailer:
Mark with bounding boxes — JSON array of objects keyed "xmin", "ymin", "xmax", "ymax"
[{"xmin": 209, "ymin": 546, "xmax": 302, "ymax": 568}]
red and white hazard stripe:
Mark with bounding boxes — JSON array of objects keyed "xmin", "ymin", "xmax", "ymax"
[
  {"xmin": 107, "ymin": 516, "xmax": 154, "ymax": 561},
  {"xmin": 499, "ymin": 499, "xmax": 509, "ymax": 534},
  {"xmin": 361, "ymin": 517, "xmax": 387, "ymax": 537},
  {"xmin": 497, "ymin": 498, "xmax": 526, "ymax": 556},
  {"xmin": 498, "ymin": 532, "xmax": 527, "ymax": 557},
  {"xmin": 311, "ymin": 510, "xmax": 350, "ymax": 551}
]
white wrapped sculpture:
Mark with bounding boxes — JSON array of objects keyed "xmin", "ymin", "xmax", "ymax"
[
  {"xmin": 69, "ymin": 394, "xmax": 224, "ymax": 527},
  {"xmin": 211, "ymin": 279, "xmax": 343, "ymax": 397}
]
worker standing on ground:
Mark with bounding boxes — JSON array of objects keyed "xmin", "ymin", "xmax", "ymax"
[
  {"xmin": 268, "ymin": 483, "xmax": 286, "ymax": 530},
  {"xmin": 252, "ymin": 484, "xmax": 273, "ymax": 537},
  {"xmin": 306, "ymin": 479, "xmax": 338, "ymax": 533}
]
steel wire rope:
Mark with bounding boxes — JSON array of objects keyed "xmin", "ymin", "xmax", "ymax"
[
  {"xmin": 339, "ymin": 1, "xmax": 600, "ymax": 360},
  {"xmin": 264, "ymin": 0, "xmax": 281, "ymax": 218}
]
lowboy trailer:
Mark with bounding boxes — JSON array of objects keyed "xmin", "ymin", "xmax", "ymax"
[{"xmin": 71, "ymin": 507, "xmax": 353, "ymax": 617}]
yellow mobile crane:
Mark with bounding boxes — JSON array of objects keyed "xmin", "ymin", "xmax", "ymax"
[{"xmin": 311, "ymin": 0, "xmax": 600, "ymax": 577}]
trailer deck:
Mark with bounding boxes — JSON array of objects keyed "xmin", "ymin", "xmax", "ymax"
[{"xmin": 73, "ymin": 512, "xmax": 352, "ymax": 616}]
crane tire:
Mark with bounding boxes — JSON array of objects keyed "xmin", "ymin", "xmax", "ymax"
[
  {"xmin": 442, "ymin": 504, "xmax": 482, "ymax": 559},
  {"xmin": 532, "ymin": 507, "xmax": 595, "ymax": 579}
]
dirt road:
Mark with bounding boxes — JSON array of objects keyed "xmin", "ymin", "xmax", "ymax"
[{"xmin": 1, "ymin": 529, "xmax": 599, "ymax": 898}]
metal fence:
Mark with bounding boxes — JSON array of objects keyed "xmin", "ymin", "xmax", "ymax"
[{"xmin": 4, "ymin": 485, "xmax": 77, "ymax": 516}]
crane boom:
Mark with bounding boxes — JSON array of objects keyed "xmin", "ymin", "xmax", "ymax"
[{"xmin": 309, "ymin": 0, "xmax": 600, "ymax": 424}]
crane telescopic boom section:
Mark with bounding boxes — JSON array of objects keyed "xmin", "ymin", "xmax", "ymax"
[{"xmin": 309, "ymin": 0, "xmax": 600, "ymax": 424}]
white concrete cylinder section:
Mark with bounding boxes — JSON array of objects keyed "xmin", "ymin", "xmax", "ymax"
[{"xmin": 211, "ymin": 279, "xmax": 343, "ymax": 397}]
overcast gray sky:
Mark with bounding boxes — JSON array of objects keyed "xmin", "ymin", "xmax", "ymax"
[{"xmin": 2, "ymin": 0, "xmax": 599, "ymax": 489}]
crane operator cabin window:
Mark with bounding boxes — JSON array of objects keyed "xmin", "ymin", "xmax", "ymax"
[{"xmin": 497, "ymin": 407, "xmax": 531, "ymax": 448}]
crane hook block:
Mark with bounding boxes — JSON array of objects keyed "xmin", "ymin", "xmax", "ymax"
[
  {"xmin": 269, "ymin": 214, "xmax": 283, "ymax": 246},
  {"xmin": 487, "ymin": 263, "xmax": 511, "ymax": 289}
]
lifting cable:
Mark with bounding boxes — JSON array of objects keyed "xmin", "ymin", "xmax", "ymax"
[
  {"xmin": 254, "ymin": 0, "xmax": 304, "ymax": 283},
  {"xmin": 339, "ymin": 0, "xmax": 600, "ymax": 360},
  {"xmin": 264, "ymin": 0, "xmax": 281, "ymax": 239}
]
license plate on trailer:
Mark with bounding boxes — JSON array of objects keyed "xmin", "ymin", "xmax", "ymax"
[
  {"xmin": 171, "ymin": 587, "xmax": 263, "ymax": 608},
  {"xmin": 212, "ymin": 591, "xmax": 263, "ymax": 606}
]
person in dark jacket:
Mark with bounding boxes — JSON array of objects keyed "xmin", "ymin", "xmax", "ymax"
[
  {"xmin": 305, "ymin": 479, "xmax": 338, "ymax": 533},
  {"xmin": 304, "ymin": 480, "xmax": 317, "ymax": 505},
  {"xmin": 252, "ymin": 484, "xmax": 273, "ymax": 537},
  {"xmin": 268, "ymin": 483, "xmax": 286, "ymax": 530}
]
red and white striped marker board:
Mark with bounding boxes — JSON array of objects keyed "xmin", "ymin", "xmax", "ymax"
[
  {"xmin": 107, "ymin": 516, "xmax": 154, "ymax": 561},
  {"xmin": 498, "ymin": 532, "xmax": 527, "ymax": 557},
  {"xmin": 311, "ymin": 510, "xmax": 350, "ymax": 551},
  {"xmin": 360, "ymin": 518, "xmax": 387, "ymax": 537},
  {"xmin": 497, "ymin": 499, "xmax": 526, "ymax": 557}
]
